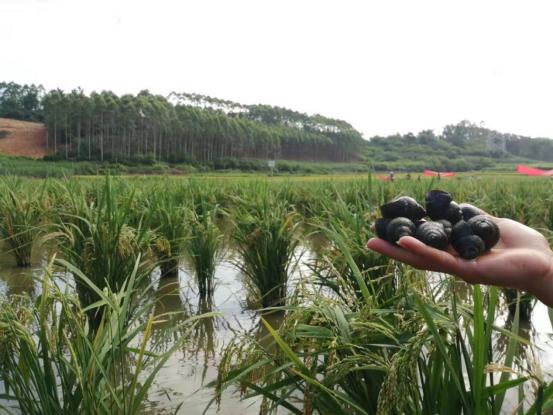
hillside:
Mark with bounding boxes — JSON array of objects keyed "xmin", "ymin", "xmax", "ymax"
[
  {"xmin": 0, "ymin": 118, "xmax": 47, "ymax": 158},
  {"xmin": 0, "ymin": 82, "xmax": 365, "ymax": 164},
  {"xmin": 2, "ymin": 82, "xmax": 553, "ymax": 172},
  {"xmin": 367, "ymin": 121, "xmax": 553, "ymax": 171}
]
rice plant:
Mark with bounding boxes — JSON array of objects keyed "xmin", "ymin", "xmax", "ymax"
[
  {"xmin": 213, "ymin": 264, "xmax": 400, "ymax": 414},
  {"xmin": 184, "ymin": 207, "xmax": 224, "ymax": 298},
  {"xmin": 0, "ymin": 180, "xmax": 42, "ymax": 267},
  {"xmin": 147, "ymin": 191, "xmax": 188, "ymax": 279},
  {"xmin": 232, "ymin": 194, "xmax": 300, "ymax": 309},
  {"xmin": 46, "ymin": 177, "xmax": 154, "ymax": 313},
  {"xmin": 1, "ymin": 173, "xmax": 553, "ymax": 414},
  {"xmin": 312, "ymin": 193, "xmax": 394, "ymax": 306},
  {"xmin": 0, "ymin": 256, "xmax": 194, "ymax": 415},
  {"xmin": 214, "ymin": 251, "xmax": 548, "ymax": 415}
]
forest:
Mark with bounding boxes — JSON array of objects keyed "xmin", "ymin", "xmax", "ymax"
[
  {"xmin": 2, "ymin": 81, "xmax": 553, "ymax": 171},
  {"xmin": 368, "ymin": 120, "xmax": 553, "ymax": 171},
  {"xmin": 0, "ymin": 82, "xmax": 365, "ymax": 163}
]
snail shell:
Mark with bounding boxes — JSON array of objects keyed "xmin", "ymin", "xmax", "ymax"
[
  {"xmin": 444, "ymin": 201, "xmax": 463, "ymax": 224},
  {"xmin": 415, "ymin": 219, "xmax": 427, "ymax": 228},
  {"xmin": 425, "ymin": 191, "xmax": 463, "ymax": 224},
  {"xmin": 468, "ymin": 215, "xmax": 500, "ymax": 250},
  {"xmin": 436, "ymin": 219, "xmax": 452, "ymax": 239},
  {"xmin": 386, "ymin": 217, "xmax": 416, "ymax": 244},
  {"xmin": 425, "ymin": 190, "xmax": 453, "ymax": 219},
  {"xmin": 415, "ymin": 221, "xmax": 449, "ymax": 250},
  {"xmin": 461, "ymin": 204, "xmax": 484, "ymax": 221},
  {"xmin": 375, "ymin": 218, "xmax": 390, "ymax": 239},
  {"xmin": 380, "ymin": 196, "xmax": 426, "ymax": 221},
  {"xmin": 452, "ymin": 235, "xmax": 486, "ymax": 259},
  {"xmin": 451, "ymin": 220, "xmax": 473, "ymax": 242}
]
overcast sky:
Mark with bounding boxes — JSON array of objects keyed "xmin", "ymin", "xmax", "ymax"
[{"xmin": 2, "ymin": 0, "xmax": 553, "ymax": 139}]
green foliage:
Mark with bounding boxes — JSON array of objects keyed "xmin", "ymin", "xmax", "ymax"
[
  {"xmin": 146, "ymin": 190, "xmax": 188, "ymax": 278},
  {"xmin": 184, "ymin": 207, "xmax": 224, "ymax": 298},
  {"xmin": 46, "ymin": 177, "xmax": 154, "ymax": 310},
  {"xmin": 232, "ymin": 193, "xmax": 300, "ymax": 308},
  {"xmin": 313, "ymin": 195, "xmax": 394, "ymax": 306},
  {"xmin": 367, "ymin": 120, "xmax": 553, "ymax": 171},
  {"xmin": 0, "ymin": 179, "xmax": 42, "ymax": 266},
  {"xmin": 0, "ymin": 257, "xmax": 193, "ymax": 415},
  {"xmin": 1, "ymin": 174, "xmax": 553, "ymax": 414},
  {"xmin": 2, "ymin": 81, "xmax": 366, "ymax": 164},
  {"xmin": 0, "ymin": 82, "xmax": 44, "ymax": 121}
]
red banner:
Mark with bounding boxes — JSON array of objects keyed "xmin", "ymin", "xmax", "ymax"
[
  {"xmin": 423, "ymin": 169, "xmax": 455, "ymax": 178},
  {"xmin": 516, "ymin": 164, "xmax": 553, "ymax": 176}
]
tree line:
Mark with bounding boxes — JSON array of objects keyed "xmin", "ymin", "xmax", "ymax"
[
  {"xmin": 0, "ymin": 82, "xmax": 365, "ymax": 163},
  {"xmin": 369, "ymin": 120, "xmax": 553, "ymax": 168}
]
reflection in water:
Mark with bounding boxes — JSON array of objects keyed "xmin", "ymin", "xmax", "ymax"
[
  {"xmin": 188, "ymin": 297, "xmax": 217, "ymax": 384},
  {"xmin": 1, "ymin": 272, "xmax": 36, "ymax": 297},
  {"xmin": 144, "ymin": 261, "xmax": 261, "ymax": 414},
  {"xmin": 152, "ymin": 276, "xmax": 191, "ymax": 352},
  {"xmin": 0, "ymin": 244, "xmax": 49, "ymax": 298},
  {"xmin": 256, "ymin": 311, "xmax": 285, "ymax": 353}
]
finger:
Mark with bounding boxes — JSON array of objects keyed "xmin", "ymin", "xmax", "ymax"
[
  {"xmin": 367, "ymin": 237, "xmax": 488, "ymax": 285},
  {"xmin": 397, "ymin": 237, "xmax": 490, "ymax": 284},
  {"xmin": 367, "ymin": 237, "xmax": 433, "ymax": 269},
  {"xmin": 367, "ymin": 236, "xmax": 462, "ymax": 274},
  {"xmin": 396, "ymin": 236, "xmax": 468, "ymax": 274}
]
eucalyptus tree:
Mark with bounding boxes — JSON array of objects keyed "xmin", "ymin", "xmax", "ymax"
[{"xmin": 3, "ymin": 81, "xmax": 367, "ymax": 164}]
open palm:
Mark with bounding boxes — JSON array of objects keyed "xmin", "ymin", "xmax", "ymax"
[{"xmin": 367, "ymin": 206, "xmax": 553, "ymax": 307}]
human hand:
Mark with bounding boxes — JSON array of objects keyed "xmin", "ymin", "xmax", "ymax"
[{"xmin": 366, "ymin": 204, "xmax": 553, "ymax": 307}]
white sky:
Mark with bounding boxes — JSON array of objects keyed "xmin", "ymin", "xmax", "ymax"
[{"xmin": 2, "ymin": 0, "xmax": 553, "ymax": 139}]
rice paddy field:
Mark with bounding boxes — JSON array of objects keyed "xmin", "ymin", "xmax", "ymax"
[{"xmin": 0, "ymin": 173, "xmax": 553, "ymax": 414}]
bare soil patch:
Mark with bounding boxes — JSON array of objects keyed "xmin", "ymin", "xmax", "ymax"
[{"xmin": 0, "ymin": 118, "xmax": 47, "ymax": 158}]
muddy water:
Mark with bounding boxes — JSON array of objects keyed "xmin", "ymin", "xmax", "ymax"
[
  {"xmin": 1, "ymin": 247, "xmax": 552, "ymax": 414},
  {"xmin": 0, "ymin": 246, "xmax": 299, "ymax": 414},
  {"xmin": 145, "ymin": 261, "xmax": 260, "ymax": 414}
]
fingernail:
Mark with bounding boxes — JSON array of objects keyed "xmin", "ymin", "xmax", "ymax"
[{"xmin": 397, "ymin": 237, "xmax": 409, "ymax": 248}]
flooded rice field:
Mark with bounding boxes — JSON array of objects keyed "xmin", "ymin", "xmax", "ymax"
[
  {"xmin": 0, "ymin": 244, "xmax": 313, "ymax": 414},
  {"xmin": 0, "ymin": 244, "xmax": 552, "ymax": 414},
  {"xmin": 2, "ymin": 175, "xmax": 553, "ymax": 414}
]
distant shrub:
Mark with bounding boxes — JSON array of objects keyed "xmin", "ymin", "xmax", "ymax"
[{"xmin": 0, "ymin": 130, "xmax": 9, "ymax": 139}]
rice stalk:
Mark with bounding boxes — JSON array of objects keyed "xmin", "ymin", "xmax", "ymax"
[
  {"xmin": 184, "ymin": 207, "xmax": 224, "ymax": 298},
  {"xmin": 232, "ymin": 195, "xmax": 300, "ymax": 309}
]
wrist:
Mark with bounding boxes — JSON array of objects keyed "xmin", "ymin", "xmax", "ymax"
[{"xmin": 534, "ymin": 251, "xmax": 553, "ymax": 308}]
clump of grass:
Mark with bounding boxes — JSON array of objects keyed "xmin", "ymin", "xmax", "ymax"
[
  {"xmin": 184, "ymin": 207, "xmax": 224, "ymax": 298},
  {"xmin": 47, "ymin": 177, "xmax": 154, "ymax": 312},
  {"xmin": 376, "ymin": 284, "xmax": 537, "ymax": 414},
  {"xmin": 213, "ymin": 244, "xmax": 545, "ymax": 415},
  {"xmin": 232, "ymin": 195, "xmax": 300, "ymax": 309},
  {"xmin": 312, "ymin": 193, "xmax": 393, "ymax": 306},
  {"xmin": 0, "ymin": 256, "xmax": 193, "ymax": 415},
  {"xmin": 0, "ymin": 180, "xmax": 42, "ymax": 267},
  {"xmin": 147, "ymin": 191, "xmax": 188, "ymax": 279},
  {"xmin": 213, "ymin": 267, "xmax": 398, "ymax": 415}
]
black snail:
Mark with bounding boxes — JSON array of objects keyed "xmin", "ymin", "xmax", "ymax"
[
  {"xmin": 380, "ymin": 196, "xmax": 426, "ymax": 221},
  {"xmin": 425, "ymin": 190, "xmax": 463, "ymax": 223},
  {"xmin": 375, "ymin": 190, "xmax": 500, "ymax": 259},
  {"xmin": 415, "ymin": 221, "xmax": 449, "ymax": 250},
  {"xmin": 375, "ymin": 217, "xmax": 415, "ymax": 244},
  {"xmin": 467, "ymin": 215, "xmax": 500, "ymax": 250}
]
